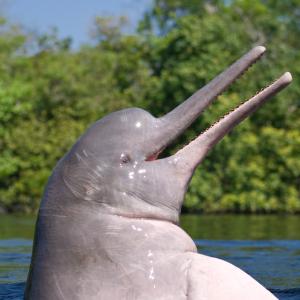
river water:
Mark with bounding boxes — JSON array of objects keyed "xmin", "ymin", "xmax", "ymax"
[{"xmin": 1, "ymin": 214, "xmax": 299, "ymax": 299}]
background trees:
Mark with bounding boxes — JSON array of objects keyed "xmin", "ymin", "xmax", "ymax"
[{"xmin": 0, "ymin": 0, "xmax": 299, "ymax": 213}]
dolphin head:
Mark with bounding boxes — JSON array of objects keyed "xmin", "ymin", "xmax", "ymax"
[
  {"xmin": 60, "ymin": 107, "xmax": 186, "ymax": 222},
  {"xmin": 58, "ymin": 46, "xmax": 292, "ymax": 224}
]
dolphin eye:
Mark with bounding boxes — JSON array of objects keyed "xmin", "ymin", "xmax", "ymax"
[{"xmin": 120, "ymin": 153, "xmax": 131, "ymax": 164}]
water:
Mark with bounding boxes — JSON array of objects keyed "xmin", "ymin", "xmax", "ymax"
[{"xmin": 1, "ymin": 214, "xmax": 300, "ymax": 299}]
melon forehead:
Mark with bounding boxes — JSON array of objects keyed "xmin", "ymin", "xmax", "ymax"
[
  {"xmin": 74, "ymin": 108, "xmax": 159, "ymax": 158},
  {"xmin": 99, "ymin": 108, "xmax": 156, "ymax": 128}
]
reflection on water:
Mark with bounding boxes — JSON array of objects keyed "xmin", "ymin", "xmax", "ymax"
[
  {"xmin": 0, "ymin": 214, "xmax": 300, "ymax": 299},
  {"xmin": 0, "ymin": 240, "xmax": 31, "ymax": 299},
  {"xmin": 180, "ymin": 214, "xmax": 300, "ymax": 240}
]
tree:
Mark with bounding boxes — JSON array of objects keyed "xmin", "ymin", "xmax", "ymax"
[{"xmin": 0, "ymin": 0, "xmax": 299, "ymax": 213}]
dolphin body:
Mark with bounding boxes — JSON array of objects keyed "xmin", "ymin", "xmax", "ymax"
[{"xmin": 25, "ymin": 46, "xmax": 292, "ymax": 300}]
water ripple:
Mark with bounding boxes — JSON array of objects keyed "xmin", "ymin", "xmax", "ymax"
[{"xmin": 1, "ymin": 239, "xmax": 300, "ymax": 299}]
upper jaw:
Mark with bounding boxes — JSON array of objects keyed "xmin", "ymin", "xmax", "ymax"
[{"xmin": 150, "ymin": 46, "xmax": 267, "ymax": 153}]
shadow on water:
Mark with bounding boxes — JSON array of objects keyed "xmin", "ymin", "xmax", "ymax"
[{"xmin": 0, "ymin": 214, "xmax": 300, "ymax": 299}]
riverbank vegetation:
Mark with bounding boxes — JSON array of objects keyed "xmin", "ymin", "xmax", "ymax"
[{"xmin": 0, "ymin": 0, "xmax": 299, "ymax": 214}]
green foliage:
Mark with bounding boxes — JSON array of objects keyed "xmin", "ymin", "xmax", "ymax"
[
  {"xmin": 0, "ymin": 0, "xmax": 299, "ymax": 213},
  {"xmin": 139, "ymin": 0, "xmax": 300, "ymax": 213}
]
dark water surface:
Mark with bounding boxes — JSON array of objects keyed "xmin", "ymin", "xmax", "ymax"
[{"xmin": 1, "ymin": 214, "xmax": 300, "ymax": 299}]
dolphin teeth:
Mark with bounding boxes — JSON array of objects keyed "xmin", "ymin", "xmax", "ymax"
[{"xmin": 199, "ymin": 72, "xmax": 293, "ymax": 138}]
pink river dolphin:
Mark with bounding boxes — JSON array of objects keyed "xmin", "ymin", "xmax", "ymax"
[{"xmin": 25, "ymin": 46, "xmax": 292, "ymax": 299}]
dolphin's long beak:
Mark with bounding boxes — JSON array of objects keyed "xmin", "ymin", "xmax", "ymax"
[
  {"xmin": 149, "ymin": 46, "xmax": 266, "ymax": 157},
  {"xmin": 147, "ymin": 47, "xmax": 292, "ymax": 167},
  {"xmin": 172, "ymin": 72, "xmax": 292, "ymax": 171},
  {"xmin": 141, "ymin": 47, "xmax": 292, "ymax": 223}
]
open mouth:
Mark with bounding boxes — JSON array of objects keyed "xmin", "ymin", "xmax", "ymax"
[
  {"xmin": 146, "ymin": 152, "xmax": 161, "ymax": 161},
  {"xmin": 144, "ymin": 46, "xmax": 292, "ymax": 165},
  {"xmin": 145, "ymin": 147, "xmax": 166, "ymax": 161}
]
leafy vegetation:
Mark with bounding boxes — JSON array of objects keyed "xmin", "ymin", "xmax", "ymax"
[{"xmin": 0, "ymin": 0, "xmax": 299, "ymax": 213}]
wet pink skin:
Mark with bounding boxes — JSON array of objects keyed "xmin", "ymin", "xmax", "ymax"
[
  {"xmin": 26, "ymin": 212, "xmax": 277, "ymax": 299},
  {"xmin": 25, "ymin": 47, "xmax": 291, "ymax": 299}
]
